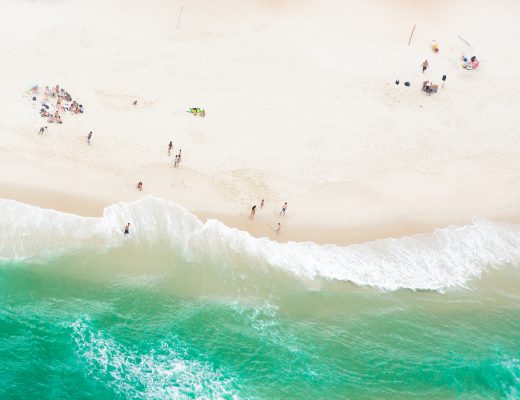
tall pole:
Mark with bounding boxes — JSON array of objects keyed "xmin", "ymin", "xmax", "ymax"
[
  {"xmin": 176, "ymin": 6, "xmax": 184, "ymax": 30},
  {"xmin": 408, "ymin": 24, "xmax": 416, "ymax": 45}
]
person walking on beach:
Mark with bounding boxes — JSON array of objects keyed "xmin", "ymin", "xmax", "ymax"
[
  {"xmin": 280, "ymin": 202, "xmax": 287, "ymax": 216},
  {"xmin": 421, "ymin": 60, "xmax": 429, "ymax": 73},
  {"xmin": 274, "ymin": 223, "xmax": 281, "ymax": 234},
  {"xmin": 261, "ymin": 199, "xmax": 264, "ymax": 208},
  {"xmin": 123, "ymin": 223, "xmax": 131, "ymax": 235},
  {"xmin": 250, "ymin": 205, "xmax": 257, "ymax": 219},
  {"xmin": 173, "ymin": 154, "xmax": 179, "ymax": 168},
  {"xmin": 442, "ymin": 74, "xmax": 447, "ymax": 88},
  {"xmin": 87, "ymin": 131, "xmax": 93, "ymax": 145},
  {"xmin": 177, "ymin": 149, "xmax": 182, "ymax": 165},
  {"xmin": 38, "ymin": 126, "xmax": 47, "ymax": 135},
  {"xmin": 137, "ymin": 181, "xmax": 143, "ymax": 191},
  {"xmin": 168, "ymin": 141, "xmax": 173, "ymax": 156}
]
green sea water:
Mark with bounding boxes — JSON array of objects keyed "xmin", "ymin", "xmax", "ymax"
[{"xmin": 1, "ymin": 246, "xmax": 519, "ymax": 400}]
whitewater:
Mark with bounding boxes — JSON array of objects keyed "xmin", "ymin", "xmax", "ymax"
[
  {"xmin": 1, "ymin": 196, "xmax": 519, "ymax": 399},
  {"xmin": 1, "ymin": 196, "xmax": 519, "ymax": 292}
]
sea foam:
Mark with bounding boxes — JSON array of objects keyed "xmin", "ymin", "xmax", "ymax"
[
  {"xmin": 1, "ymin": 196, "xmax": 519, "ymax": 292},
  {"xmin": 70, "ymin": 316, "xmax": 238, "ymax": 400}
]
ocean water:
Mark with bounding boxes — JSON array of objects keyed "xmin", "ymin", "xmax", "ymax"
[{"xmin": 0, "ymin": 197, "xmax": 519, "ymax": 399}]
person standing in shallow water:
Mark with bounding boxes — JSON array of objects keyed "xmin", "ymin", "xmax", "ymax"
[
  {"xmin": 168, "ymin": 141, "xmax": 173, "ymax": 156},
  {"xmin": 123, "ymin": 223, "xmax": 130, "ymax": 235},
  {"xmin": 250, "ymin": 205, "xmax": 257, "ymax": 219},
  {"xmin": 136, "ymin": 181, "xmax": 143, "ymax": 191},
  {"xmin": 274, "ymin": 223, "xmax": 281, "ymax": 234}
]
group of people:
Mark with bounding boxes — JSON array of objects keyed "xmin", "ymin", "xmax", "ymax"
[
  {"xmin": 132, "ymin": 141, "xmax": 183, "ymax": 194},
  {"xmin": 34, "ymin": 84, "xmax": 84, "ymax": 124},
  {"xmin": 28, "ymin": 84, "xmax": 84, "ymax": 134},
  {"xmin": 462, "ymin": 54, "xmax": 480, "ymax": 70},
  {"xmin": 422, "ymin": 80, "xmax": 439, "ymax": 95},
  {"xmin": 249, "ymin": 200, "xmax": 286, "ymax": 234},
  {"xmin": 398, "ymin": 45, "xmax": 481, "ymax": 95},
  {"xmin": 167, "ymin": 141, "xmax": 182, "ymax": 167}
]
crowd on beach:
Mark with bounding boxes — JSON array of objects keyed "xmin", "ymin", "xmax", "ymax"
[
  {"xmin": 127, "ymin": 132, "xmax": 287, "ymax": 235},
  {"xmin": 128, "ymin": 136, "xmax": 286, "ymax": 237},
  {"xmin": 30, "ymin": 39, "xmax": 483, "ymax": 239},
  {"xmin": 395, "ymin": 40, "xmax": 480, "ymax": 96},
  {"xmin": 27, "ymin": 84, "xmax": 84, "ymax": 125}
]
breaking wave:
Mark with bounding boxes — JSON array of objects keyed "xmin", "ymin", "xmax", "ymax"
[
  {"xmin": 1, "ymin": 196, "xmax": 519, "ymax": 291},
  {"xmin": 69, "ymin": 317, "xmax": 239, "ymax": 400}
]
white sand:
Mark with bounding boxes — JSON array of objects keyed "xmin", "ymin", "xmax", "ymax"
[{"xmin": 1, "ymin": 0, "xmax": 519, "ymax": 243}]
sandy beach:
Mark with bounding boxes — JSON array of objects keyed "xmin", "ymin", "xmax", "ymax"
[
  {"xmin": 1, "ymin": 0, "xmax": 520, "ymax": 244},
  {"xmin": 1, "ymin": 3, "xmax": 520, "ymax": 397}
]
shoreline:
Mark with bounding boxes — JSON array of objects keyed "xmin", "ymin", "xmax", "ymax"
[
  {"xmin": 1, "ymin": 0, "xmax": 520, "ymax": 247},
  {"xmin": 3, "ymin": 181, "xmax": 520, "ymax": 247},
  {"xmin": 0, "ymin": 182, "xmax": 428, "ymax": 246}
]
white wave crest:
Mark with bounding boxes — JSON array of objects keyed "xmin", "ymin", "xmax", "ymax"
[
  {"xmin": 1, "ymin": 196, "xmax": 520, "ymax": 291},
  {"xmin": 69, "ymin": 316, "xmax": 239, "ymax": 400}
]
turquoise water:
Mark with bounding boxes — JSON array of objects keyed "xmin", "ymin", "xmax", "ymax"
[
  {"xmin": 0, "ymin": 198, "xmax": 519, "ymax": 399},
  {"xmin": 1, "ymin": 250, "xmax": 519, "ymax": 399}
]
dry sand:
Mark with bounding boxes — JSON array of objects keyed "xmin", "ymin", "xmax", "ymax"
[{"xmin": 0, "ymin": 0, "xmax": 519, "ymax": 244}]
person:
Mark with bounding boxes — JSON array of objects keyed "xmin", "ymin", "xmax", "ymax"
[
  {"xmin": 123, "ymin": 223, "xmax": 130, "ymax": 235},
  {"xmin": 274, "ymin": 223, "xmax": 281, "ymax": 234},
  {"xmin": 261, "ymin": 199, "xmax": 264, "ymax": 208},
  {"xmin": 173, "ymin": 154, "xmax": 179, "ymax": 168},
  {"xmin": 421, "ymin": 60, "xmax": 429, "ymax": 73},
  {"xmin": 137, "ymin": 181, "xmax": 143, "ymax": 191},
  {"xmin": 422, "ymin": 81, "xmax": 432, "ymax": 93},
  {"xmin": 442, "ymin": 74, "xmax": 447, "ymax": 88},
  {"xmin": 177, "ymin": 149, "xmax": 182, "ymax": 165},
  {"xmin": 168, "ymin": 141, "xmax": 173, "ymax": 156},
  {"xmin": 280, "ymin": 202, "xmax": 287, "ymax": 216},
  {"xmin": 38, "ymin": 126, "xmax": 47, "ymax": 135},
  {"xmin": 250, "ymin": 205, "xmax": 257, "ymax": 219},
  {"xmin": 87, "ymin": 131, "xmax": 92, "ymax": 145},
  {"xmin": 133, "ymin": 100, "xmax": 137, "ymax": 106}
]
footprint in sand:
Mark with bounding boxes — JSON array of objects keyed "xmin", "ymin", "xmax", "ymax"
[{"xmin": 96, "ymin": 91, "xmax": 153, "ymax": 109}]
